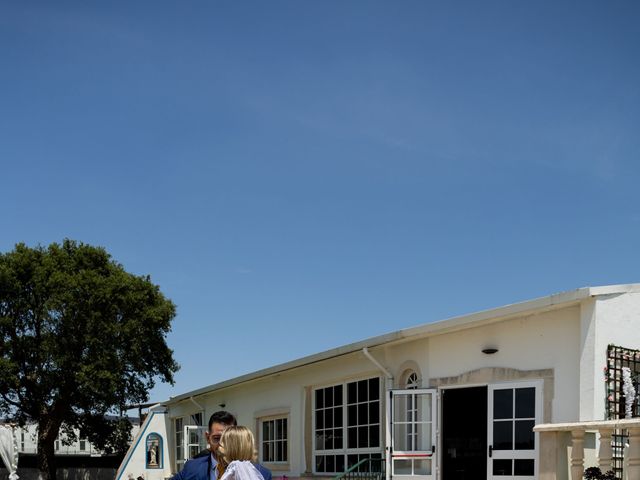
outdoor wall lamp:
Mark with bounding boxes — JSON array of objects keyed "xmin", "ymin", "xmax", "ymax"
[{"xmin": 482, "ymin": 347, "xmax": 499, "ymax": 354}]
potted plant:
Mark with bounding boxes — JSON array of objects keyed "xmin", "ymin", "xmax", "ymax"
[{"xmin": 584, "ymin": 466, "xmax": 616, "ymax": 480}]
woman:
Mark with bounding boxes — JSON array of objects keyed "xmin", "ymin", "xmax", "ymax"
[{"xmin": 217, "ymin": 426, "xmax": 265, "ymax": 480}]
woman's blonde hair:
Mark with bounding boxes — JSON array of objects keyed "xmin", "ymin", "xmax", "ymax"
[{"xmin": 218, "ymin": 426, "xmax": 257, "ymax": 464}]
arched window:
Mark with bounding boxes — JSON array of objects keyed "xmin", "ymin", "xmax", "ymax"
[
  {"xmin": 146, "ymin": 433, "xmax": 163, "ymax": 469},
  {"xmin": 400, "ymin": 369, "xmax": 420, "ymax": 389},
  {"xmin": 406, "ymin": 372, "xmax": 419, "ymax": 390}
]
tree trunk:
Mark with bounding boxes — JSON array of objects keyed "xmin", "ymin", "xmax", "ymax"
[{"xmin": 37, "ymin": 417, "xmax": 61, "ymax": 480}]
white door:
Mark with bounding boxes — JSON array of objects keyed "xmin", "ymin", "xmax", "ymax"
[
  {"xmin": 390, "ymin": 389, "xmax": 437, "ymax": 480},
  {"xmin": 488, "ymin": 382, "xmax": 541, "ymax": 479}
]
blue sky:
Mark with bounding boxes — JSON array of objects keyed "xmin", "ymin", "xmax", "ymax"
[{"xmin": 1, "ymin": 1, "xmax": 639, "ymax": 403}]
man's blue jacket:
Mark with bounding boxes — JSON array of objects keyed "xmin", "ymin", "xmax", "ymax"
[{"xmin": 170, "ymin": 454, "xmax": 272, "ymax": 480}]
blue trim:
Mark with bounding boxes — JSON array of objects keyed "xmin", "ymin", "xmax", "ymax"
[
  {"xmin": 116, "ymin": 411, "xmax": 161, "ymax": 480},
  {"xmin": 145, "ymin": 432, "xmax": 164, "ymax": 469}
]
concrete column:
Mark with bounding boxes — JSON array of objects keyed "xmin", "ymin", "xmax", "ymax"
[
  {"xmin": 570, "ymin": 430, "xmax": 585, "ymax": 480},
  {"xmin": 627, "ymin": 427, "xmax": 640, "ymax": 480},
  {"xmin": 598, "ymin": 428, "xmax": 614, "ymax": 472},
  {"xmin": 538, "ymin": 431, "xmax": 557, "ymax": 480}
]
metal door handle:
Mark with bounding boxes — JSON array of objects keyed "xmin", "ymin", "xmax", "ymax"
[{"xmin": 489, "ymin": 445, "xmax": 493, "ymax": 458}]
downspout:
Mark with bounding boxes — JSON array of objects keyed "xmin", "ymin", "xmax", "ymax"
[
  {"xmin": 363, "ymin": 347, "xmax": 393, "ymax": 381},
  {"xmin": 190, "ymin": 396, "xmax": 205, "ymax": 433},
  {"xmin": 362, "ymin": 347, "xmax": 393, "ymax": 480},
  {"xmin": 190, "ymin": 396, "xmax": 204, "ymax": 413},
  {"xmin": 189, "ymin": 396, "xmax": 206, "ymax": 458}
]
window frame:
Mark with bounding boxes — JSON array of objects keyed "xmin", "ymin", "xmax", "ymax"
[
  {"xmin": 403, "ymin": 370, "xmax": 419, "ymax": 450},
  {"xmin": 312, "ymin": 377, "xmax": 383, "ymax": 475},
  {"xmin": 259, "ymin": 414, "xmax": 290, "ymax": 467},
  {"xmin": 174, "ymin": 410, "xmax": 205, "ymax": 470},
  {"xmin": 174, "ymin": 417, "xmax": 185, "ymax": 471}
]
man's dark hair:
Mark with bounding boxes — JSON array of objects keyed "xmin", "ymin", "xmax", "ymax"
[{"xmin": 208, "ymin": 410, "xmax": 237, "ymax": 430}]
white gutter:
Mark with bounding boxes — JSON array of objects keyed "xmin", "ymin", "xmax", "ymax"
[{"xmin": 362, "ymin": 347, "xmax": 393, "ymax": 480}]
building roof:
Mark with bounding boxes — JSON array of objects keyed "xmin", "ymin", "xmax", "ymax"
[{"xmin": 164, "ymin": 283, "xmax": 640, "ymax": 405}]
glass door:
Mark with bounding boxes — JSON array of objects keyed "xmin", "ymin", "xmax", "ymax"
[
  {"xmin": 390, "ymin": 389, "xmax": 437, "ymax": 480},
  {"xmin": 488, "ymin": 382, "xmax": 541, "ymax": 479}
]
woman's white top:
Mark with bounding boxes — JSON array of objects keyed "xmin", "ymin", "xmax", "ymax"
[{"xmin": 220, "ymin": 460, "xmax": 265, "ymax": 480}]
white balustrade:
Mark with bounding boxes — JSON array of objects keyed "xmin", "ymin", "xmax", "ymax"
[
  {"xmin": 599, "ymin": 427, "xmax": 614, "ymax": 472},
  {"xmin": 534, "ymin": 418, "xmax": 640, "ymax": 480}
]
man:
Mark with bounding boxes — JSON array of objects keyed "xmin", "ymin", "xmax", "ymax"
[{"xmin": 171, "ymin": 411, "xmax": 271, "ymax": 480}]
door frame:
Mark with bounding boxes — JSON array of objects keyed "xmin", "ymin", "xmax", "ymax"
[
  {"xmin": 388, "ymin": 388, "xmax": 438, "ymax": 480},
  {"xmin": 437, "ymin": 380, "xmax": 543, "ymax": 480},
  {"xmin": 439, "ymin": 384, "xmax": 489, "ymax": 480},
  {"xmin": 487, "ymin": 380, "xmax": 543, "ymax": 480}
]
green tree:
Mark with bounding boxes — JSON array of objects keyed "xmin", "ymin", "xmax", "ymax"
[{"xmin": 0, "ymin": 240, "xmax": 179, "ymax": 480}]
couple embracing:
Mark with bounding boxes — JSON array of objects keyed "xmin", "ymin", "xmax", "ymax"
[{"xmin": 171, "ymin": 411, "xmax": 272, "ymax": 480}]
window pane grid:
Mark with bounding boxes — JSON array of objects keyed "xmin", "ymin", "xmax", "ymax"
[
  {"xmin": 491, "ymin": 386, "xmax": 537, "ymax": 478},
  {"xmin": 262, "ymin": 418, "xmax": 288, "ymax": 463},
  {"xmin": 175, "ymin": 418, "xmax": 184, "ymax": 468},
  {"xmin": 493, "ymin": 388, "xmax": 535, "ymax": 452},
  {"xmin": 314, "ymin": 378, "xmax": 381, "ymax": 473}
]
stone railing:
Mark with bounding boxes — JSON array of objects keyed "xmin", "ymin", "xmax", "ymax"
[{"xmin": 534, "ymin": 418, "xmax": 640, "ymax": 480}]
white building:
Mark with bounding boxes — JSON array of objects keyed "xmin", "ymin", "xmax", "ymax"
[
  {"xmin": 8, "ymin": 424, "xmax": 99, "ymax": 457},
  {"xmin": 0, "ymin": 420, "xmax": 140, "ymax": 480},
  {"xmin": 6, "ymin": 420, "xmax": 140, "ymax": 457},
  {"xmin": 116, "ymin": 284, "xmax": 640, "ymax": 480}
]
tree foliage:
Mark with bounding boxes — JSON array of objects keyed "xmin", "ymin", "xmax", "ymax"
[{"xmin": 0, "ymin": 240, "xmax": 179, "ymax": 479}]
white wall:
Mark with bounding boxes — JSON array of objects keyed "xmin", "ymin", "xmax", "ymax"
[
  {"xmin": 116, "ymin": 405, "xmax": 172, "ymax": 480},
  {"xmin": 579, "ymin": 298, "xmax": 598, "ymax": 422},
  {"xmin": 588, "ymin": 292, "xmax": 640, "ymax": 421},
  {"xmin": 424, "ymin": 306, "xmax": 581, "ymax": 423}
]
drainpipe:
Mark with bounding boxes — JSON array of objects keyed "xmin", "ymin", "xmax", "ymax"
[
  {"xmin": 190, "ymin": 396, "xmax": 203, "ymax": 412},
  {"xmin": 190, "ymin": 396, "xmax": 204, "ymax": 426},
  {"xmin": 363, "ymin": 347, "xmax": 393, "ymax": 382},
  {"xmin": 362, "ymin": 347, "xmax": 393, "ymax": 480}
]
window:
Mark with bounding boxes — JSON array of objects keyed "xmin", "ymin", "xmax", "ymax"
[
  {"xmin": 314, "ymin": 377, "xmax": 382, "ymax": 474},
  {"xmin": 406, "ymin": 372, "xmax": 419, "ymax": 390},
  {"xmin": 175, "ymin": 417, "xmax": 184, "ymax": 471},
  {"xmin": 492, "ymin": 388, "xmax": 535, "ymax": 451},
  {"xmin": 79, "ymin": 439, "xmax": 87, "ymax": 451},
  {"xmin": 173, "ymin": 413, "xmax": 205, "ymax": 466},
  {"xmin": 401, "ymin": 370, "xmax": 420, "ymax": 450},
  {"xmin": 261, "ymin": 417, "xmax": 288, "ymax": 463}
]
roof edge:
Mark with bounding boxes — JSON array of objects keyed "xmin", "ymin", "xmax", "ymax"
[{"xmin": 164, "ymin": 283, "xmax": 639, "ymax": 405}]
